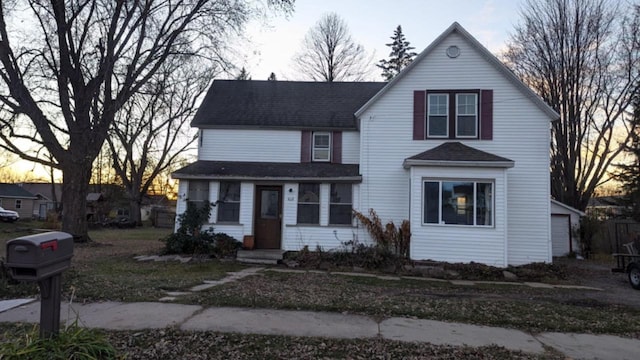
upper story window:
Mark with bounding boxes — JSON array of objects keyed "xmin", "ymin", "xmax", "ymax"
[
  {"xmin": 414, "ymin": 90, "xmax": 492, "ymax": 141},
  {"xmin": 427, "ymin": 94, "xmax": 449, "ymax": 137},
  {"xmin": 312, "ymin": 132, "xmax": 331, "ymax": 162},
  {"xmin": 456, "ymin": 93, "xmax": 478, "ymax": 137}
]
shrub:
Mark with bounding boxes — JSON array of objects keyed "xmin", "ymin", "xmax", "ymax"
[
  {"xmin": 353, "ymin": 209, "xmax": 411, "ymax": 258},
  {"xmin": 162, "ymin": 201, "xmax": 215, "ymax": 255},
  {"xmin": 579, "ymin": 215, "xmax": 602, "ymax": 258},
  {"xmin": 212, "ymin": 233, "xmax": 242, "ymax": 258},
  {"xmin": 294, "ymin": 240, "xmax": 406, "ymax": 273},
  {"xmin": 0, "ymin": 322, "xmax": 117, "ymax": 359},
  {"xmin": 162, "ymin": 202, "xmax": 241, "ymax": 257}
]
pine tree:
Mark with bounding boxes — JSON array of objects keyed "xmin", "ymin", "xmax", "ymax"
[
  {"xmin": 377, "ymin": 25, "xmax": 417, "ymax": 81},
  {"xmin": 268, "ymin": 72, "xmax": 277, "ymax": 81},
  {"xmin": 236, "ymin": 67, "xmax": 251, "ymax": 80},
  {"xmin": 616, "ymin": 87, "xmax": 640, "ymax": 221}
]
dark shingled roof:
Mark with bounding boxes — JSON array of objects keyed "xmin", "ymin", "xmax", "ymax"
[
  {"xmin": 191, "ymin": 80, "xmax": 385, "ymax": 129},
  {"xmin": 404, "ymin": 142, "xmax": 514, "ymax": 168},
  {"xmin": 0, "ymin": 183, "xmax": 37, "ymax": 199},
  {"xmin": 173, "ymin": 161, "xmax": 361, "ymax": 181}
]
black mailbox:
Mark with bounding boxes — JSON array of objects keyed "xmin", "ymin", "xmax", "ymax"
[
  {"xmin": 6, "ymin": 231, "xmax": 73, "ymax": 281},
  {"xmin": 5, "ymin": 231, "xmax": 73, "ymax": 338}
]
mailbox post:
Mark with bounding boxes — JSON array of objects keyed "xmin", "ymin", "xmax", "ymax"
[{"xmin": 6, "ymin": 232, "xmax": 73, "ymax": 338}]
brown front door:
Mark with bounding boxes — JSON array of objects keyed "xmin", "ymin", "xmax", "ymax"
[{"xmin": 254, "ymin": 186, "xmax": 282, "ymax": 249}]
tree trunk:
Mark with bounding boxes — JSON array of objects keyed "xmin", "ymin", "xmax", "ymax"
[
  {"xmin": 129, "ymin": 198, "xmax": 142, "ymax": 226},
  {"xmin": 61, "ymin": 163, "xmax": 92, "ymax": 243}
]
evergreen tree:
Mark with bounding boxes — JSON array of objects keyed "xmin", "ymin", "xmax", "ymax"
[
  {"xmin": 377, "ymin": 25, "xmax": 417, "ymax": 81},
  {"xmin": 268, "ymin": 72, "xmax": 277, "ymax": 81},
  {"xmin": 236, "ymin": 67, "xmax": 251, "ymax": 80},
  {"xmin": 616, "ymin": 87, "xmax": 640, "ymax": 221}
]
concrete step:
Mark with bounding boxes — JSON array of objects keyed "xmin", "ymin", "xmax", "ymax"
[
  {"xmin": 237, "ymin": 249, "xmax": 285, "ymax": 261},
  {"xmin": 237, "ymin": 258, "xmax": 279, "ymax": 265}
]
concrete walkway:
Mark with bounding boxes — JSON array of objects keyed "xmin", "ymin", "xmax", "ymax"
[{"xmin": 0, "ymin": 299, "xmax": 638, "ymax": 359}]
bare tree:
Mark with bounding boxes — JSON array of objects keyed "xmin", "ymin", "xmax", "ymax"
[
  {"xmin": 504, "ymin": 0, "xmax": 640, "ymax": 210},
  {"xmin": 0, "ymin": 0, "xmax": 293, "ymax": 241},
  {"xmin": 294, "ymin": 12, "xmax": 372, "ymax": 82},
  {"xmin": 107, "ymin": 56, "xmax": 207, "ymax": 226}
]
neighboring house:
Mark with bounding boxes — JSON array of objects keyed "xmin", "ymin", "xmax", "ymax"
[
  {"xmin": 586, "ymin": 196, "xmax": 628, "ymax": 220},
  {"xmin": 550, "ymin": 199, "xmax": 584, "ymax": 257},
  {"xmin": 173, "ymin": 23, "xmax": 559, "ymax": 267},
  {"xmin": 19, "ymin": 182, "xmax": 62, "ymax": 220},
  {"xmin": 0, "ymin": 183, "xmax": 38, "ymax": 220}
]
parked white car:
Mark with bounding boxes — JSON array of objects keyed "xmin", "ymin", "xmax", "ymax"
[{"xmin": 0, "ymin": 206, "xmax": 19, "ymax": 222}]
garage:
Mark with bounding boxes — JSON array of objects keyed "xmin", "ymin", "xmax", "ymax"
[
  {"xmin": 551, "ymin": 214, "xmax": 571, "ymax": 256},
  {"xmin": 551, "ymin": 199, "xmax": 585, "ymax": 257}
]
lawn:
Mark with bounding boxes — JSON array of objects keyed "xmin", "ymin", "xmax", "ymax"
[
  {"xmin": 0, "ymin": 323, "xmax": 561, "ymax": 360},
  {"xmin": 2, "ymin": 222, "xmax": 640, "ymax": 337},
  {"xmin": 1, "ymin": 224, "xmax": 246, "ymax": 302}
]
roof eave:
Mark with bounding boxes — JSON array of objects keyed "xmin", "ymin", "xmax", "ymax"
[
  {"xmin": 551, "ymin": 198, "xmax": 586, "ymax": 216},
  {"xmin": 171, "ymin": 174, "xmax": 362, "ymax": 182},
  {"xmin": 402, "ymin": 159, "xmax": 515, "ymax": 169}
]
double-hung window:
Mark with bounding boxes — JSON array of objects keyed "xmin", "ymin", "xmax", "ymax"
[
  {"xmin": 423, "ymin": 180, "xmax": 493, "ymax": 226},
  {"xmin": 187, "ymin": 180, "xmax": 210, "ymax": 210},
  {"xmin": 217, "ymin": 181, "xmax": 240, "ymax": 222},
  {"xmin": 15, "ymin": 199, "xmax": 22, "ymax": 209},
  {"xmin": 456, "ymin": 93, "xmax": 478, "ymax": 137},
  {"xmin": 425, "ymin": 90, "xmax": 480, "ymax": 139},
  {"xmin": 427, "ymin": 94, "xmax": 449, "ymax": 137},
  {"xmin": 312, "ymin": 132, "xmax": 331, "ymax": 162},
  {"xmin": 297, "ymin": 183, "xmax": 320, "ymax": 224},
  {"xmin": 329, "ymin": 183, "xmax": 352, "ymax": 225}
]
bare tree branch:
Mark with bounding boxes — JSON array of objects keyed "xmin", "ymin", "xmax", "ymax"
[
  {"xmin": 504, "ymin": 0, "xmax": 640, "ymax": 210},
  {"xmin": 294, "ymin": 12, "xmax": 373, "ymax": 82}
]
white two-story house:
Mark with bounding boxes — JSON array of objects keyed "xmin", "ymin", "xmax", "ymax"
[{"xmin": 173, "ymin": 23, "xmax": 559, "ymax": 267}]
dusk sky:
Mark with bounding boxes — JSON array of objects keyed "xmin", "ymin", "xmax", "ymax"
[{"xmin": 238, "ymin": 0, "xmax": 524, "ymax": 80}]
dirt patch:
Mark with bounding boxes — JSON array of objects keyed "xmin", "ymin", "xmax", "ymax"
[{"xmin": 556, "ymin": 258, "xmax": 640, "ymax": 308}]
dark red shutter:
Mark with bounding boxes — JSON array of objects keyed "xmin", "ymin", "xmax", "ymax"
[
  {"xmin": 480, "ymin": 90, "xmax": 493, "ymax": 140},
  {"xmin": 331, "ymin": 131, "xmax": 342, "ymax": 163},
  {"xmin": 301, "ymin": 131, "xmax": 311, "ymax": 162},
  {"xmin": 413, "ymin": 91, "xmax": 426, "ymax": 140}
]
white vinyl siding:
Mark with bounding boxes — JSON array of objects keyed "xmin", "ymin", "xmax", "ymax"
[
  {"xmin": 358, "ymin": 31, "xmax": 551, "ymax": 266},
  {"xmin": 341, "ymin": 131, "xmax": 360, "ymax": 164},
  {"xmin": 199, "ymin": 129, "xmax": 301, "ymax": 162}
]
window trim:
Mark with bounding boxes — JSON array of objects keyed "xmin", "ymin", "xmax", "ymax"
[
  {"xmin": 15, "ymin": 199, "xmax": 21, "ymax": 209},
  {"xmin": 455, "ymin": 93, "xmax": 478, "ymax": 138},
  {"xmin": 297, "ymin": 183, "xmax": 320, "ymax": 225},
  {"xmin": 427, "ymin": 93, "xmax": 449, "ymax": 138},
  {"xmin": 217, "ymin": 181, "xmax": 241, "ymax": 223},
  {"xmin": 425, "ymin": 89, "xmax": 480, "ymax": 140},
  {"xmin": 422, "ymin": 178, "xmax": 494, "ymax": 227},
  {"xmin": 312, "ymin": 132, "xmax": 331, "ymax": 162},
  {"xmin": 329, "ymin": 183, "xmax": 353, "ymax": 225}
]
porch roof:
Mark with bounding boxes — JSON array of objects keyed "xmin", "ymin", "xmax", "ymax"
[
  {"xmin": 403, "ymin": 142, "xmax": 515, "ymax": 168},
  {"xmin": 173, "ymin": 161, "xmax": 362, "ymax": 182}
]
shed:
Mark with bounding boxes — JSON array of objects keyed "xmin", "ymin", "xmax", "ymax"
[{"xmin": 551, "ymin": 199, "xmax": 585, "ymax": 257}]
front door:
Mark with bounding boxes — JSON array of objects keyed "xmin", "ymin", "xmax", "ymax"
[{"xmin": 254, "ymin": 186, "xmax": 282, "ymax": 249}]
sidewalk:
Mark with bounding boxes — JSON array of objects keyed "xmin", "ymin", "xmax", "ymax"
[{"xmin": 1, "ymin": 299, "xmax": 638, "ymax": 360}]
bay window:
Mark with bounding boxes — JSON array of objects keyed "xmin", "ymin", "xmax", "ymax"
[{"xmin": 423, "ymin": 180, "xmax": 493, "ymax": 226}]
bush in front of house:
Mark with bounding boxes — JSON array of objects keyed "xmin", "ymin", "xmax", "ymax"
[{"xmin": 162, "ymin": 201, "xmax": 241, "ymax": 257}]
